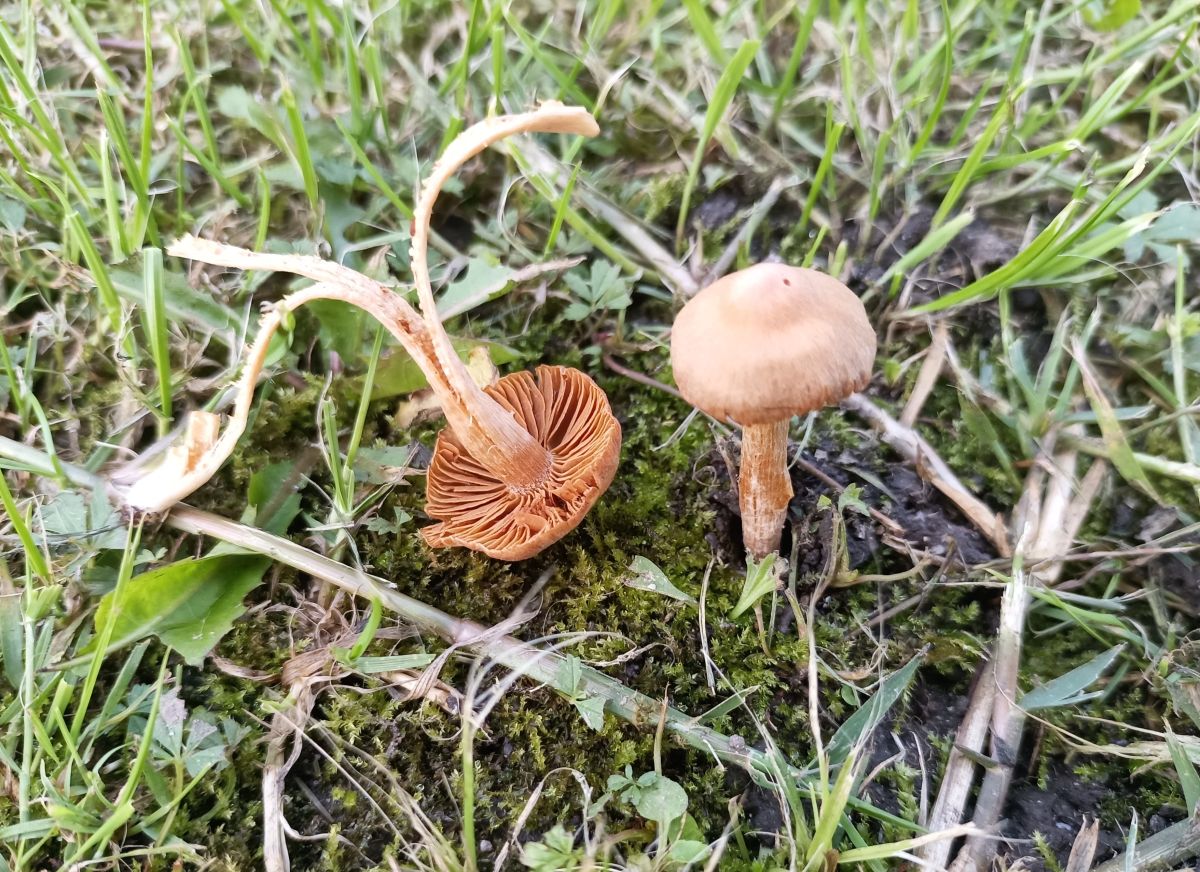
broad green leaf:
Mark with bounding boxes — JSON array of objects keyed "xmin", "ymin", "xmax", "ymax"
[
  {"xmin": 246, "ymin": 462, "xmax": 302, "ymax": 535},
  {"xmin": 37, "ymin": 490, "xmax": 126, "ymax": 550},
  {"xmin": 215, "ymin": 84, "xmax": 284, "ymax": 145},
  {"xmin": 556, "ymin": 654, "xmax": 583, "ymax": 696},
  {"xmin": 1021, "ymin": 645, "xmax": 1124, "ymax": 711},
  {"xmin": 669, "ymin": 840, "xmax": 711, "ymax": 864},
  {"xmin": 632, "ymin": 773, "xmax": 688, "ymax": 825},
  {"xmin": 211, "ymin": 462, "xmax": 303, "ymax": 557},
  {"xmin": 574, "ymin": 695, "xmax": 606, "ymax": 731},
  {"xmin": 354, "ymin": 445, "xmax": 420, "ymax": 485},
  {"xmin": 92, "ymin": 554, "xmax": 268, "ymax": 664},
  {"xmin": 0, "ymin": 195, "xmax": 25, "ymax": 232},
  {"xmin": 520, "ymin": 825, "xmax": 580, "ymax": 870},
  {"xmin": 562, "ymin": 260, "xmax": 632, "ymax": 321},
  {"xmin": 363, "ymin": 508, "xmax": 413, "ymax": 534},
  {"xmin": 1084, "ymin": 0, "xmax": 1141, "ymax": 31},
  {"xmin": 624, "ymin": 556, "xmax": 697, "ymax": 605},
  {"xmin": 0, "ymin": 574, "xmax": 20, "ymax": 689},
  {"xmin": 111, "ymin": 266, "xmax": 242, "ymax": 335},
  {"xmin": 730, "ymin": 554, "xmax": 785, "ymax": 619},
  {"xmin": 825, "ymin": 654, "xmax": 924, "ymax": 767},
  {"xmin": 1167, "ymin": 729, "xmax": 1200, "ymax": 816},
  {"xmin": 437, "ymin": 258, "xmax": 515, "ymax": 320},
  {"xmin": 307, "ymin": 298, "xmax": 366, "ymax": 362},
  {"xmin": 372, "ymin": 337, "xmax": 522, "ymax": 398}
]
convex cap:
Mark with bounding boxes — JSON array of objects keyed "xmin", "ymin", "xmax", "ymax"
[{"xmin": 670, "ymin": 263, "xmax": 875, "ymax": 425}]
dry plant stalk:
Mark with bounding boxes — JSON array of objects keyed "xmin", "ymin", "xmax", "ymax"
[
  {"xmin": 950, "ymin": 437, "xmax": 1107, "ymax": 872},
  {"xmin": 899, "ymin": 320, "xmax": 950, "ymax": 428},
  {"xmin": 122, "ymin": 102, "xmax": 621, "ymax": 560}
]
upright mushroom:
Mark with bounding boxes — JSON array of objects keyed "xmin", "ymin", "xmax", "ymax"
[
  {"xmin": 127, "ymin": 103, "xmax": 620, "ymax": 561},
  {"xmin": 669, "ymin": 263, "xmax": 875, "ymax": 559}
]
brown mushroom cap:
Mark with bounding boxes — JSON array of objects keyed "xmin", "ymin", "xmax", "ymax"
[
  {"xmin": 421, "ymin": 365, "xmax": 622, "ymax": 560},
  {"xmin": 669, "ymin": 263, "xmax": 875, "ymax": 425}
]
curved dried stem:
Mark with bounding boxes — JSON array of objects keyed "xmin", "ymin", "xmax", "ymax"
[
  {"xmin": 166, "ymin": 236, "xmax": 442, "ymax": 382},
  {"xmin": 124, "ymin": 277, "xmax": 434, "ymax": 513},
  {"xmin": 408, "ymin": 102, "xmax": 599, "ymax": 489}
]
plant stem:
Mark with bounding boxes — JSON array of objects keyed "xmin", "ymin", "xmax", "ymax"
[
  {"xmin": 1094, "ymin": 816, "xmax": 1200, "ymax": 872},
  {"xmin": 461, "ymin": 716, "xmax": 477, "ymax": 871}
]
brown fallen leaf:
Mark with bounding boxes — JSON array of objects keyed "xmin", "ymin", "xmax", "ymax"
[{"xmin": 1065, "ymin": 817, "xmax": 1099, "ymax": 872}]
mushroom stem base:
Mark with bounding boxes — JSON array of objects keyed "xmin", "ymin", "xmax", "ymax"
[{"xmin": 739, "ymin": 419, "xmax": 793, "ymax": 560}]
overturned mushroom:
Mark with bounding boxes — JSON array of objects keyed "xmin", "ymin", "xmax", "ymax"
[
  {"xmin": 406, "ymin": 109, "xmax": 620, "ymax": 558},
  {"xmin": 121, "ymin": 103, "xmax": 620, "ymax": 561},
  {"xmin": 669, "ymin": 263, "xmax": 875, "ymax": 559}
]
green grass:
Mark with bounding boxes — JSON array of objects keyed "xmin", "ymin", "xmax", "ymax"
[{"xmin": 2, "ymin": 0, "xmax": 1200, "ymax": 869}]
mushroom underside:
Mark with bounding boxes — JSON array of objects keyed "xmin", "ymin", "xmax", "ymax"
[{"xmin": 421, "ymin": 365, "xmax": 622, "ymax": 560}]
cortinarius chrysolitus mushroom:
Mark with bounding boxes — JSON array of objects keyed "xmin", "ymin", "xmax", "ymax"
[
  {"xmin": 407, "ymin": 106, "xmax": 621, "ymax": 560},
  {"xmin": 669, "ymin": 263, "xmax": 875, "ymax": 559},
  {"xmin": 129, "ymin": 103, "xmax": 620, "ymax": 562}
]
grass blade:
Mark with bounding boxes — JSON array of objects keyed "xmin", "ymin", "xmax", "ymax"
[{"xmin": 675, "ymin": 39, "xmax": 760, "ymax": 249}]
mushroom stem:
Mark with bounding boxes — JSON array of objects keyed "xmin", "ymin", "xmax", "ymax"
[
  {"xmin": 123, "ymin": 278, "xmax": 435, "ymax": 513},
  {"xmin": 166, "ymin": 236, "xmax": 445, "ymax": 386},
  {"xmin": 739, "ymin": 419, "xmax": 793, "ymax": 560},
  {"xmin": 409, "ymin": 103, "xmax": 599, "ymax": 491}
]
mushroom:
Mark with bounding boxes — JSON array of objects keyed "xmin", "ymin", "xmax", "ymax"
[
  {"xmin": 127, "ymin": 103, "xmax": 620, "ymax": 561},
  {"xmin": 669, "ymin": 263, "xmax": 875, "ymax": 559},
  {"xmin": 408, "ymin": 105, "xmax": 621, "ymax": 559}
]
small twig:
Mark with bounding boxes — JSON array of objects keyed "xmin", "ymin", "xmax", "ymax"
[
  {"xmin": 842, "ymin": 392, "xmax": 1011, "ymax": 556},
  {"xmin": 918, "ymin": 665, "xmax": 996, "ymax": 870},
  {"xmin": 0, "ymin": 436, "xmax": 782, "ymax": 784},
  {"xmin": 792, "ymin": 456, "xmax": 905, "ymax": 537},
  {"xmin": 698, "ymin": 559, "xmax": 717, "ymax": 693},
  {"xmin": 899, "ymin": 321, "xmax": 949, "ymax": 429},
  {"xmin": 1064, "ymin": 817, "xmax": 1099, "ymax": 872},
  {"xmin": 956, "ymin": 437, "xmax": 1105, "ymax": 872},
  {"xmin": 601, "ymin": 354, "xmax": 682, "ymax": 398},
  {"xmin": 1063, "ymin": 432, "xmax": 1200, "ymax": 486}
]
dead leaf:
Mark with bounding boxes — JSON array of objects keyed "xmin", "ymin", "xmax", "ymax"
[{"xmin": 1065, "ymin": 817, "xmax": 1099, "ymax": 872}]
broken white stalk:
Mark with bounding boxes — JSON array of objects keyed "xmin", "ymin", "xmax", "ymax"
[{"xmin": 953, "ymin": 435, "xmax": 1107, "ymax": 872}]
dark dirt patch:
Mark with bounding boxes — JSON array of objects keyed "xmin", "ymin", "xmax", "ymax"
[
  {"xmin": 877, "ymin": 465, "xmax": 997, "ymax": 566},
  {"xmin": 1000, "ymin": 762, "xmax": 1129, "ymax": 870},
  {"xmin": 693, "ymin": 428, "xmax": 997, "ymax": 577}
]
